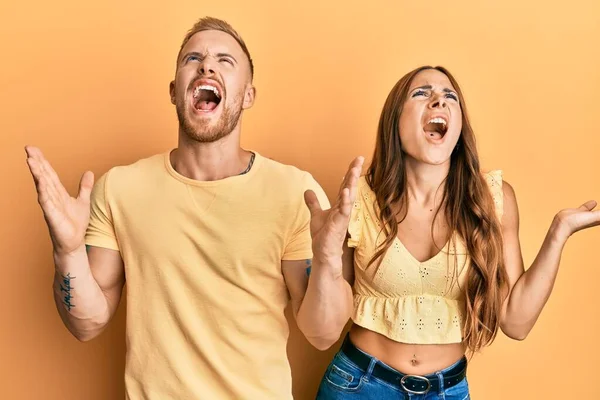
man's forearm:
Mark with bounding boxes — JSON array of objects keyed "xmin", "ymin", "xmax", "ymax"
[
  {"xmin": 52, "ymin": 245, "xmax": 110, "ymax": 341},
  {"xmin": 296, "ymin": 258, "xmax": 353, "ymax": 350}
]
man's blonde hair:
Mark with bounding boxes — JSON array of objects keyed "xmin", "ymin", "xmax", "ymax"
[{"xmin": 177, "ymin": 17, "xmax": 254, "ymax": 79}]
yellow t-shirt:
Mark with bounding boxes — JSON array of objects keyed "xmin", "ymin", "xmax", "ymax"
[{"xmin": 85, "ymin": 151, "xmax": 329, "ymax": 400}]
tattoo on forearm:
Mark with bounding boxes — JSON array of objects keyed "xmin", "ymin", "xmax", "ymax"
[
  {"xmin": 305, "ymin": 259, "xmax": 312, "ymax": 277},
  {"xmin": 60, "ymin": 273, "xmax": 75, "ymax": 311}
]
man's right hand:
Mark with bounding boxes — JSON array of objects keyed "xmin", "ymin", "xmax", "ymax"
[{"xmin": 25, "ymin": 146, "xmax": 94, "ymax": 256}]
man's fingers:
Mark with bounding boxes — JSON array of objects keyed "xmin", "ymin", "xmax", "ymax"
[
  {"xmin": 338, "ymin": 187, "xmax": 353, "ymax": 218},
  {"xmin": 25, "ymin": 145, "xmax": 42, "ymax": 160},
  {"xmin": 26, "ymin": 157, "xmax": 42, "ymax": 185},
  {"xmin": 304, "ymin": 190, "xmax": 323, "ymax": 216},
  {"xmin": 338, "ymin": 156, "xmax": 365, "ymax": 197},
  {"xmin": 77, "ymin": 171, "xmax": 95, "ymax": 203},
  {"xmin": 36, "ymin": 153, "xmax": 70, "ymax": 200},
  {"xmin": 26, "ymin": 157, "xmax": 59, "ymax": 207},
  {"xmin": 347, "ymin": 166, "xmax": 362, "ymax": 198},
  {"xmin": 26, "ymin": 146, "xmax": 70, "ymax": 199},
  {"xmin": 37, "ymin": 176, "xmax": 50, "ymax": 205}
]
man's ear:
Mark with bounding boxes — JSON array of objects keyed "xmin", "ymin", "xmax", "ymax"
[
  {"xmin": 169, "ymin": 81, "xmax": 176, "ymax": 105},
  {"xmin": 242, "ymin": 85, "xmax": 256, "ymax": 109}
]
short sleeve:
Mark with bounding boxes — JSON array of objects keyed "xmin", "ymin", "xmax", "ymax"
[
  {"xmin": 85, "ymin": 171, "xmax": 120, "ymax": 251},
  {"xmin": 282, "ymin": 174, "xmax": 330, "ymax": 261},
  {"xmin": 484, "ymin": 170, "xmax": 504, "ymax": 221},
  {"xmin": 347, "ymin": 177, "xmax": 366, "ymax": 248}
]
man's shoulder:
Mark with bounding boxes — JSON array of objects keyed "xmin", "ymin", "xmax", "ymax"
[
  {"xmin": 258, "ymin": 153, "xmax": 314, "ymax": 185},
  {"xmin": 98, "ymin": 152, "xmax": 166, "ymax": 194},
  {"xmin": 255, "ymin": 153, "xmax": 329, "ymax": 208},
  {"xmin": 106, "ymin": 152, "xmax": 165, "ymax": 178}
]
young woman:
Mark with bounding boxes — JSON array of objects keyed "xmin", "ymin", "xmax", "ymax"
[{"xmin": 306, "ymin": 66, "xmax": 600, "ymax": 399}]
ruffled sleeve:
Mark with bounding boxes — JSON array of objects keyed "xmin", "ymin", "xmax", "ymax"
[{"xmin": 484, "ymin": 170, "xmax": 504, "ymax": 220}]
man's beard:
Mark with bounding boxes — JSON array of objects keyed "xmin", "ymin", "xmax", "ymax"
[{"xmin": 176, "ymin": 94, "xmax": 243, "ymax": 143}]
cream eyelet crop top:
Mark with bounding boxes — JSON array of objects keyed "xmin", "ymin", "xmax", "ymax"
[{"xmin": 348, "ymin": 171, "xmax": 503, "ymax": 345}]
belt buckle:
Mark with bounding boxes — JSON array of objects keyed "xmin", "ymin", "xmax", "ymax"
[{"xmin": 400, "ymin": 374, "xmax": 431, "ymax": 395}]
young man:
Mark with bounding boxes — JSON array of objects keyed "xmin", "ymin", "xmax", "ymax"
[{"xmin": 26, "ymin": 17, "xmax": 362, "ymax": 399}]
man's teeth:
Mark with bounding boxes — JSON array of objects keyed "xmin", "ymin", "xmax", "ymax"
[
  {"xmin": 427, "ymin": 117, "xmax": 447, "ymax": 126},
  {"xmin": 193, "ymin": 85, "xmax": 221, "ymax": 99}
]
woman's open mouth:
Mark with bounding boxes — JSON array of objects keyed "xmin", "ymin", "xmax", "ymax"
[{"xmin": 423, "ymin": 117, "xmax": 448, "ymax": 140}]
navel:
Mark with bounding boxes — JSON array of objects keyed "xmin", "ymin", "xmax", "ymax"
[{"xmin": 410, "ymin": 354, "xmax": 418, "ymax": 366}]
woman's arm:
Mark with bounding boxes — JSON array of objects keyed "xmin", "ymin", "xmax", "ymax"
[{"xmin": 499, "ymin": 181, "xmax": 600, "ymax": 340}]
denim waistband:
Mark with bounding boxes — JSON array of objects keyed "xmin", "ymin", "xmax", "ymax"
[{"xmin": 339, "ymin": 335, "xmax": 467, "ymax": 395}]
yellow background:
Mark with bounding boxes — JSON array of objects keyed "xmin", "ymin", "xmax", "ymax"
[{"xmin": 2, "ymin": 1, "xmax": 599, "ymax": 399}]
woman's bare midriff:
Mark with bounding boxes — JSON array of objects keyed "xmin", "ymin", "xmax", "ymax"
[{"xmin": 349, "ymin": 325, "xmax": 467, "ymax": 375}]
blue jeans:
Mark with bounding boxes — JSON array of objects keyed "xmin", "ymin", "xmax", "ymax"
[{"xmin": 316, "ymin": 343, "xmax": 470, "ymax": 400}]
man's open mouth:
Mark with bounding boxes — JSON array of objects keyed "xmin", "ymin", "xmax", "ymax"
[{"xmin": 193, "ymin": 84, "xmax": 222, "ymax": 112}]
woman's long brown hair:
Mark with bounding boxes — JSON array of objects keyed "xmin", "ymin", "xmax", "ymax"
[{"xmin": 366, "ymin": 66, "xmax": 508, "ymax": 353}]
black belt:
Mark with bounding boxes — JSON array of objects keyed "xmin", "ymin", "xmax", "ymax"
[{"xmin": 340, "ymin": 336, "xmax": 467, "ymax": 395}]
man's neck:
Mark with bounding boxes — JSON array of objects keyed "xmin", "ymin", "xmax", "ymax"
[{"xmin": 171, "ymin": 132, "xmax": 253, "ymax": 182}]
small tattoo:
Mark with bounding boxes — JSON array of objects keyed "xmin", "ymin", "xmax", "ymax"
[
  {"xmin": 60, "ymin": 273, "xmax": 75, "ymax": 311},
  {"xmin": 305, "ymin": 259, "xmax": 312, "ymax": 277}
]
